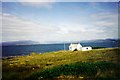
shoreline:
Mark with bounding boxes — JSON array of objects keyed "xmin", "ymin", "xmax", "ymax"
[{"xmin": 2, "ymin": 47, "xmax": 119, "ymax": 59}]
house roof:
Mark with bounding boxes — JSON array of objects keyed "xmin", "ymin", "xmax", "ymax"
[
  {"xmin": 70, "ymin": 43, "xmax": 82, "ymax": 47},
  {"xmin": 69, "ymin": 43, "xmax": 91, "ymax": 47},
  {"xmin": 71, "ymin": 44, "xmax": 78, "ymax": 47}
]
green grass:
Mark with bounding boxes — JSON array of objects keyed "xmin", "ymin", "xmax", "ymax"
[
  {"xmin": 92, "ymin": 47, "xmax": 106, "ymax": 49},
  {"xmin": 2, "ymin": 48, "xmax": 120, "ymax": 80},
  {"xmin": 28, "ymin": 61, "xmax": 119, "ymax": 80}
]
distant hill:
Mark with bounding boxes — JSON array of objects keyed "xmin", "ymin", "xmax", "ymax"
[
  {"xmin": 39, "ymin": 38, "xmax": 120, "ymax": 44},
  {"xmin": 2, "ymin": 40, "xmax": 40, "ymax": 46},
  {"xmin": 80, "ymin": 38, "xmax": 120, "ymax": 47},
  {"xmin": 81, "ymin": 38, "xmax": 120, "ymax": 43},
  {"xmin": 1, "ymin": 38, "xmax": 120, "ymax": 46}
]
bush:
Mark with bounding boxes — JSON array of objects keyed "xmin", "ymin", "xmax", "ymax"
[{"xmin": 28, "ymin": 61, "xmax": 119, "ymax": 80}]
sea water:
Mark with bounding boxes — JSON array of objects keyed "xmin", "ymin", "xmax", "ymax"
[{"xmin": 2, "ymin": 41, "xmax": 119, "ymax": 57}]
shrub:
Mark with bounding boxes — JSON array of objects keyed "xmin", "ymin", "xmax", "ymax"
[{"xmin": 28, "ymin": 61, "xmax": 119, "ymax": 80}]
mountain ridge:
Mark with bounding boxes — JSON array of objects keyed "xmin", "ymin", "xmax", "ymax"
[{"xmin": 1, "ymin": 38, "xmax": 120, "ymax": 46}]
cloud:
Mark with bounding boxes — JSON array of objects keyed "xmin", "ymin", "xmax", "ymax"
[
  {"xmin": 20, "ymin": 0, "xmax": 55, "ymax": 2},
  {"xmin": 20, "ymin": 2, "xmax": 55, "ymax": 9},
  {"xmin": 2, "ymin": 13, "xmax": 59, "ymax": 42},
  {"xmin": 90, "ymin": 12, "xmax": 118, "ymax": 39},
  {"xmin": 1, "ymin": 12, "xmax": 118, "ymax": 43},
  {"xmin": 95, "ymin": 21, "xmax": 117, "ymax": 27},
  {"xmin": 58, "ymin": 24, "xmax": 104, "ymax": 34},
  {"xmin": 2, "ymin": 0, "xmax": 56, "ymax": 9},
  {"xmin": 64, "ymin": 11, "xmax": 118, "ymax": 40},
  {"xmin": 2, "ymin": 0, "xmax": 119, "ymax": 2},
  {"xmin": 1, "ymin": 13, "xmax": 101, "ymax": 43},
  {"xmin": 91, "ymin": 12, "xmax": 118, "ymax": 28},
  {"xmin": 55, "ymin": 24, "xmax": 105, "ymax": 42},
  {"xmin": 2, "ymin": 0, "xmax": 56, "ymax": 2},
  {"xmin": 91, "ymin": 12, "xmax": 118, "ymax": 21}
]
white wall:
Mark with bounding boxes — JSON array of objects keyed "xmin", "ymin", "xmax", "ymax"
[
  {"xmin": 69, "ymin": 43, "xmax": 92, "ymax": 51},
  {"xmin": 82, "ymin": 47, "xmax": 92, "ymax": 51},
  {"xmin": 69, "ymin": 43, "xmax": 82, "ymax": 51},
  {"xmin": 77, "ymin": 44, "xmax": 82, "ymax": 50}
]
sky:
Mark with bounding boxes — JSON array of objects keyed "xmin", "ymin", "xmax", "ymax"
[{"xmin": 1, "ymin": 1, "xmax": 119, "ymax": 43}]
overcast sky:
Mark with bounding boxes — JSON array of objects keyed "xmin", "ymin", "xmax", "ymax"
[{"xmin": 1, "ymin": 2, "xmax": 118, "ymax": 43}]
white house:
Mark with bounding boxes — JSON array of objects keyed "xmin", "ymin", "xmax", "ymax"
[
  {"xmin": 69, "ymin": 43, "xmax": 92, "ymax": 51},
  {"xmin": 81, "ymin": 47, "xmax": 92, "ymax": 51},
  {"xmin": 69, "ymin": 43, "xmax": 82, "ymax": 51}
]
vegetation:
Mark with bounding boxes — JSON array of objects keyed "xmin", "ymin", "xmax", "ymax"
[
  {"xmin": 2, "ymin": 48, "xmax": 120, "ymax": 80},
  {"xmin": 92, "ymin": 47, "xmax": 106, "ymax": 49},
  {"xmin": 28, "ymin": 61, "xmax": 119, "ymax": 80}
]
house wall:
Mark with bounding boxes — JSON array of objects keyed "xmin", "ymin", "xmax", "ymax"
[
  {"xmin": 70, "ymin": 47, "xmax": 77, "ymax": 51},
  {"xmin": 77, "ymin": 45, "xmax": 82, "ymax": 50},
  {"xmin": 82, "ymin": 47, "xmax": 92, "ymax": 51},
  {"xmin": 69, "ymin": 45, "xmax": 73, "ymax": 51},
  {"xmin": 69, "ymin": 44, "xmax": 73, "ymax": 51},
  {"xmin": 69, "ymin": 43, "xmax": 92, "ymax": 51},
  {"xmin": 69, "ymin": 44, "xmax": 82, "ymax": 51}
]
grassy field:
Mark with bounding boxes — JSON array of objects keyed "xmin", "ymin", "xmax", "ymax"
[{"xmin": 2, "ymin": 48, "xmax": 120, "ymax": 80}]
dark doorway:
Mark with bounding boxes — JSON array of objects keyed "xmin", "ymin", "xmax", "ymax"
[{"xmin": 73, "ymin": 49, "xmax": 78, "ymax": 51}]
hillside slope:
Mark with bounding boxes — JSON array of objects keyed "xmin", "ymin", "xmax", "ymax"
[{"xmin": 2, "ymin": 48, "xmax": 120, "ymax": 80}]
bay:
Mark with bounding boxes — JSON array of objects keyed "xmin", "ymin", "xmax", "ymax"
[{"xmin": 2, "ymin": 41, "xmax": 119, "ymax": 57}]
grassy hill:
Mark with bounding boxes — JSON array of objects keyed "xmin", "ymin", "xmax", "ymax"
[{"xmin": 2, "ymin": 48, "xmax": 120, "ymax": 80}]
